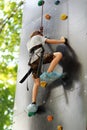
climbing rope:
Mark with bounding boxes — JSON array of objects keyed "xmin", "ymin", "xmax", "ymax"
[
  {"xmin": 40, "ymin": 2, "xmax": 44, "ymax": 33},
  {"xmin": 38, "ymin": 0, "xmax": 45, "ymax": 33}
]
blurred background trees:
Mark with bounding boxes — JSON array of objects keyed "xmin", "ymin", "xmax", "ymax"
[{"xmin": 0, "ymin": 0, "xmax": 24, "ymax": 129}]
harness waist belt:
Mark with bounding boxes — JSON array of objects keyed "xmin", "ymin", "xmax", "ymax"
[{"xmin": 30, "ymin": 44, "xmax": 44, "ymax": 53}]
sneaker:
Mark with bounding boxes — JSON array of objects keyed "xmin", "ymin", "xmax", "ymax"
[
  {"xmin": 40, "ymin": 72, "xmax": 50, "ymax": 81},
  {"xmin": 27, "ymin": 104, "xmax": 38, "ymax": 113},
  {"xmin": 40, "ymin": 72, "xmax": 62, "ymax": 82},
  {"xmin": 47, "ymin": 72, "xmax": 62, "ymax": 79}
]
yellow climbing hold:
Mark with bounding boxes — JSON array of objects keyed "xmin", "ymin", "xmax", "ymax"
[
  {"xmin": 45, "ymin": 14, "xmax": 51, "ymax": 20},
  {"xmin": 60, "ymin": 13, "xmax": 68, "ymax": 20},
  {"xmin": 40, "ymin": 81, "xmax": 47, "ymax": 88},
  {"xmin": 57, "ymin": 125, "xmax": 63, "ymax": 130}
]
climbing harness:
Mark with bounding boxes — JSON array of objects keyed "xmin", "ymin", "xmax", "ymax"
[
  {"xmin": 29, "ymin": 44, "xmax": 44, "ymax": 77},
  {"xmin": 19, "ymin": 44, "xmax": 44, "ymax": 83}
]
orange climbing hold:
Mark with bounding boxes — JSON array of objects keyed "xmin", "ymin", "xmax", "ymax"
[
  {"xmin": 57, "ymin": 125, "xmax": 63, "ymax": 130},
  {"xmin": 45, "ymin": 14, "xmax": 51, "ymax": 20},
  {"xmin": 60, "ymin": 13, "xmax": 68, "ymax": 20},
  {"xmin": 47, "ymin": 115, "xmax": 53, "ymax": 122}
]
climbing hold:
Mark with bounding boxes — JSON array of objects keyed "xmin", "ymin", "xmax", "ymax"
[
  {"xmin": 38, "ymin": 0, "xmax": 45, "ymax": 6},
  {"xmin": 57, "ymin": 125, "xmax": 63, "ymax": 130},
  {"xmin": 45, "ymin": 14, "xmax": 51, "ymax": 20},
  {"xmin": 60, "ymin": 13, "xmax": 68, "ymax": 20},
  {"xmin": 40, "ymin": 81, "xmax": 47, "ymax": 88},
  {"xmin": 54, "ymin": 0, "xmax": 60, "ymax": 5},
  {"xmin": 28, "ymin": 112, "xmax": 36, "ymax": 117},
  {"xmin": 47, "ymin": 115, "xmax": 53, "ymax": 122}
]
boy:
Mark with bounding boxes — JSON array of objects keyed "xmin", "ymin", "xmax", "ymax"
[{"xmin": 27, "ymin": 30, "xmax": 65, "ymax": 113}]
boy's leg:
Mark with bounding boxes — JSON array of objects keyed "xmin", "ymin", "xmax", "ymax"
[
  {"xmin": 28, "ymin": 52, "xmax": 62, "ymax": 105},
  {"xmin": 32, "ymin": 77, "xmax": 40, "ymax": 103},
  {"xmin": 40, "ymin": 52, "xmax": 63, "ymax": 82},
  {"xmin": 27, "ymin": 77, "xmax": 40, "ymax": 113},
  {"xmin": 27, "ymin": 60, "xmax": 40, "ymax": 113},
  {"xmin": 47, "ymin": 52, "xmax": 63, "ymax": 73}
]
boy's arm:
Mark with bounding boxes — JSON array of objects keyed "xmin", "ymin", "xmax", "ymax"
[{"xmin": 45, "ymin": 37, "xmax": 65, "ymax": 44}]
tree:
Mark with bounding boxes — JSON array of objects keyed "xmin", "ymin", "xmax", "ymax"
[{"xmin": 0, "ymin": 0, "xmax": 24, "ymax": 129}]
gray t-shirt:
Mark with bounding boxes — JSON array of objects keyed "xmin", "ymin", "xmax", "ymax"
[{"xmin": 27, "ymin": 35, "xmax": 47, "ymax": 63}]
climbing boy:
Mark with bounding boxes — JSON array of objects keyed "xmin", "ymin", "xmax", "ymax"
[{"xmin": 27, "ymin": 30, "xmax": 65, "ymax": 114}]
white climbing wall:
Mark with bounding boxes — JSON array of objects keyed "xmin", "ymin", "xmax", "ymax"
[{"xmin": 13, "ymin": 0, "xmax": 87, "ymax": 130}]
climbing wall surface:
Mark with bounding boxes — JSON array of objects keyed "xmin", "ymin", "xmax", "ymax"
[{"xmin": 13, "ymin": 0, "xmax": 87, "ymax": 130}]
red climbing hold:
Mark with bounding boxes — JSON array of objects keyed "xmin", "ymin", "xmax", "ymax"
[
  {"xmin": 45, "ymin": 14, "xmax": 51, "ymax": 20},
  {"xmin": 47, "ymin": 115, "xmax": 53, "ymax": 122}
]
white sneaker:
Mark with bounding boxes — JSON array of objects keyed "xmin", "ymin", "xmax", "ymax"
[{"xmin": 27, "ymin": 104, "xmax": 38, "ymax": 113}]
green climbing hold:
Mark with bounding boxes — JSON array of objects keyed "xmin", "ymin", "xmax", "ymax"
[
  {"xmin": 38, "ymin": 0, "xmax": 45, "ymax": 6},
  {"xmin": 28, "ymin": 112, "xmax": 36, "ymax": 117},
  {"xmin": 54, "ymin": 0, "xmax": 60, "ymax": 5}
]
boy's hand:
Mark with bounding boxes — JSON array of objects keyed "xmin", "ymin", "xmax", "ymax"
[{"xmin": 60, "ymin": 36, "xmax": 65, "ymax": 43}]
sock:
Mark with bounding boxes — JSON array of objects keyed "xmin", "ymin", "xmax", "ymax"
[{"xmin": 32, "ymin": 102, "xmax": 36, "ymax": 104}]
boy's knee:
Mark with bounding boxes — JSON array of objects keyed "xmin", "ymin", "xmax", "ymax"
[
  {"xmin": 54, "ymin": 52, "xmax": 63, "ymax": 58},
  {"xmin": 34, "ymin": 81, "xmax": 40, "ymax": 87}
]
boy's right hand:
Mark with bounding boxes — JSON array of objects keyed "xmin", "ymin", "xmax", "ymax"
[{"xmin": 60, "ymin": 36, "xmax": 65, "ymax": 43}]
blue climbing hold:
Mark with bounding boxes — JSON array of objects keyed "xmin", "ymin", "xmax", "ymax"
[{"xmin": 54, "ymin": 0, "xmax": 60, "ymax": 5}]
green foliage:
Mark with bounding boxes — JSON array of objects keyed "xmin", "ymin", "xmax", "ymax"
[{"xmin": 0, "ymin": 0, "xmax": 24, "ymax": 129}]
